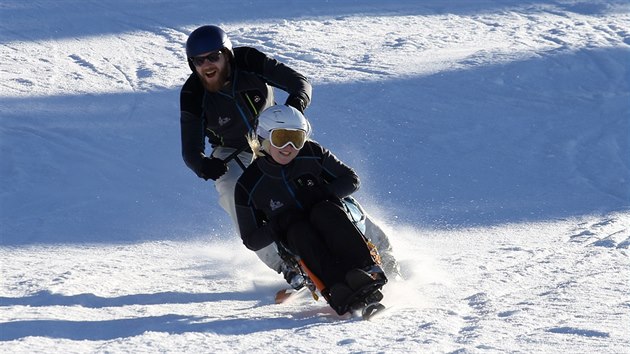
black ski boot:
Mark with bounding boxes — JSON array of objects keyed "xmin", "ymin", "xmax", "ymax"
[
  {"xmin": 280, "ymin": 261, "xmax": 306, "ymax": 290},
  {"xmin": 346, "ymin": 266, "xmax": 387, "ymax": 292},
  {"xmin": 344, "ymin": 267, "xmax": 388, "ymax": 319},
  {"xmin": 323, "ymin": 283, "xmax": 355, "ymax": 315}
]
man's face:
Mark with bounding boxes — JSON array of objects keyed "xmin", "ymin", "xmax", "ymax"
[{"xmin": 191, "ymin": 50, "xmax": 229, "ymax": 92}]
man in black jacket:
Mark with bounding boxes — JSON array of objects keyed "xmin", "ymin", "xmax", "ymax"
[{"xmin": 180, "ymin": 25, "xmax": 311, "ymax": 273}]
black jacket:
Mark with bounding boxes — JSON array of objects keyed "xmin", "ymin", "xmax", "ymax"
[
  {"xmin": 234, "ymin": 141, "xmax": 360, "ymax": 251},
  {"xmin": 180, "ymin": 46, "xmax": 312, "ymax": 178}
]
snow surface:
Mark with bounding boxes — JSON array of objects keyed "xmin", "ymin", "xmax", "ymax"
[{"xmin": 1, "ymin": 0, "xmax": 629, "ymax": 352}]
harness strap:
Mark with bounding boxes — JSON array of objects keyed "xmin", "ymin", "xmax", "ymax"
[{"xmin": 222, "ymin": 146, "xmax": 248, "ymax": 171}]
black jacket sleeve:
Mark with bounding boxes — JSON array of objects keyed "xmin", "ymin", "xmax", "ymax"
[
  {"xmin": 234, "ymin": 179, "xmax": 274, "ymax": 251},
  {"xmin": 314, "ymin": 143, "xmax": 360, "ymax": 198},
  {"xmin": 234, "ymin": 47, "xmax": 312, "ymax": 111},
  {"xmin": 180, "ymin": 74, "xmax": 208, "ymax": 178}
]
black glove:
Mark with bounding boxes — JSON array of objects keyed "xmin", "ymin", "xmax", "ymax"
[
  {"xmin": 296, "ymin": 184, "xmax": 331, "ymax": 210},
  {"xmin": 285, "ymin": 95, "xmax": 306, "ymax": 113},
  {"xmin": 268, "ymin": 209, "xmax": 305, "ymax": 244},
  {"xmin": 200, "ymin": 157, "xmax": 227, "ymax": 181}
]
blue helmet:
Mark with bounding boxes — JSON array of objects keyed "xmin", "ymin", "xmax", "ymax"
[{"xmin": 185, "ymin": 25, "xmax": 233, "ymax": 59}]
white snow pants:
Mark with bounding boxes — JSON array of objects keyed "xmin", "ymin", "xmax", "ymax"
[{"xmin": 211, "ymin": 147, "xmax": 285, "ymax": 272}]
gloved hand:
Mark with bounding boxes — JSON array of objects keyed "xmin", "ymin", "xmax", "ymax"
[
  {"xmin": 200, "ymin": 157, "xmax": 227, "ymax": 181},
  {"xmin": 285, "ymin": 95, "xmax": 306, "ymax": 113},
  {"xmin": 296, "ymin": 184, "xmax": 331, "ymax": 210},
  {"xmin": 268, "ymin": 209, "xmax": 305, "ymax": 244}
]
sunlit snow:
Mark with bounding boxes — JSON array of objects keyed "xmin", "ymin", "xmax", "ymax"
[{"xmin": 1, "ymin": 1, "xmax": 629, "ymax": 352}]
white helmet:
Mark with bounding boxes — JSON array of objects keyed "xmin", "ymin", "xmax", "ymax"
[{"xmin": 256, "ymin": 105, "xmax": 312, "ymax": 140}]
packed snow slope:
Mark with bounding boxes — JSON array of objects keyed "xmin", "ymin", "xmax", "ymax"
[{"xmin": 1, "ymin": 0, "xmax": 629, "ymax": 353}]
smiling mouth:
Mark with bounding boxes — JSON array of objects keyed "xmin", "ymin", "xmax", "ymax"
[{"xmin": 204, "ymin": 70, "xmax": 217, "ymax": 78}]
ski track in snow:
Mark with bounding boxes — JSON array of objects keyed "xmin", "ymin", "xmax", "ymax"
[
  {"xmin": 1, "ymin": 213, "xmax": 629, "ymax": 352},
  {"xmin": 2, "ymin": 3, "xmax": 629, "ymax": 96}
]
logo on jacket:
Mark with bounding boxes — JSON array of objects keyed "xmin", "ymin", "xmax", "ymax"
[
  {"xmin": 296, "ymin": 175, "xmax": 316, "ymax": 187},
  {"xmin": 218, "ymin": 116, "xmax": 231, "ymax": 126},
  {"xmin": 270, "ymin": 199, "xmax": 284, "ymax": 211}
]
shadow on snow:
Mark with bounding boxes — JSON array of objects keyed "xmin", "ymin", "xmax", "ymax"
[
  {"xmin": 0, "ymin": 289, "xmax": 324, "ymax": 340},
  {"xmin": 1, "ymin": 47, "xmax": 629, "ymax": 245},
  {"xmin": 0, "ymin": 314, "xmax": 321, "ymax": 341}
]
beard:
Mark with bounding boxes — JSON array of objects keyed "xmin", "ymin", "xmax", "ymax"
[{"xmin": 199, "ymin": 63, "xmax": 230, "ymax": 93}]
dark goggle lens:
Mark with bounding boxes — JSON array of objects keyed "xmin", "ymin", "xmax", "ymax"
[
  {"xmin": 270, "ymin": 129, "xmax": 306, "ymax": 149},
  {"xmin": 190, "ymin": 51, "xmax": 222, "ymax": 66}
]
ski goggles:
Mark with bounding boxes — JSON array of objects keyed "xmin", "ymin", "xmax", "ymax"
[
  {"xmin": 269, "ymin": 129, "xmax": 307, "ymax": 150},
  {"xmin": 189, "ymin": 51, "xmax": 222, "ymax": 67}
]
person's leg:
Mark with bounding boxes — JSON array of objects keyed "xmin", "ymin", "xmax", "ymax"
[
  {"xmin": 309, "ymin": 202, "xmax": 388, "ymax": 313},
  {"xmin": 284, "ymin": 220, "xmax": 344, "ymax": 287},
  {"xmin": 309, "ymin": 201, "xmax": 374, "ymax": 272},
  {"xmin": 212, "ymin": 147, "xmax": 252, "ymax": 227},
  {"xmin": 364, "ymin": 215, "xmax": 401, "ymax": 279},
  {"xmin": 342, "ymin": 197, "xmax": 401, "ymax": 278},
  {"xmin": 248, "ymin": 244, "xmax": 281, "ymax": 272},
  {"xmin": 211, "ymin": 148, "xmax": 284, "ymax": 272}
]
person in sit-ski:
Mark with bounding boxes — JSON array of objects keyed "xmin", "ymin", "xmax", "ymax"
[{"xmin": 234, "ymin": 105, "xmax": 386, "ymax": 315}]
